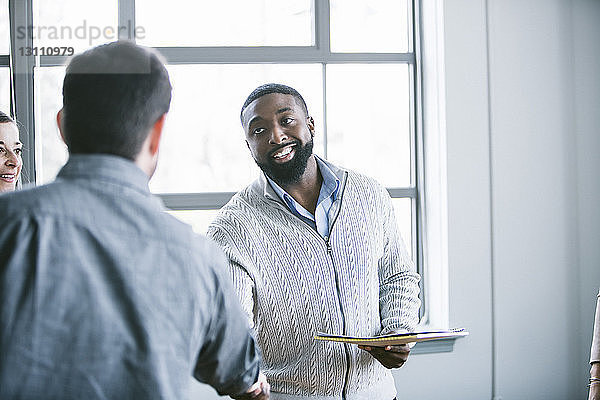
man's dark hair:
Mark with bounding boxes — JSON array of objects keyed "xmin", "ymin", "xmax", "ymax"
[
  {"xmin": 0, "ymin": 111, "xmax": 15, "ymax": 124},
  {"xmin": 240, "ymin": 83, "xmax": 309, "ymax": 123},
  {"xmin": 61, "ymin": 41, "xmax": 172, "ymax": 160}
]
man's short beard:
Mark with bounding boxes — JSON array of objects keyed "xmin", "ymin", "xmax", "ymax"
[{"xmin": 255, "ymin": 138, "xmax": 314, "ymax": 186}]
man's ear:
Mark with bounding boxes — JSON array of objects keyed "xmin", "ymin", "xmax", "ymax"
[
  {"xmin": 148, "ymin": 114, "xmax": 166, "ymax": 156},
  {"xmin": 56, "ymin": 109, "xmax": 66, "ymax": 144},
  {"xmin": 307, "ymin": 116, "xmax": 315, "ymax": 137}
]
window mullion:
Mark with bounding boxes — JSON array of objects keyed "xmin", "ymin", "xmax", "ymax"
[
  {"xmin": 146, "ymin": 47, "xmax": 414, "ymax": 65},
  {"xmin": 159, "ymin": 192, "xmax": 237, "ymax": 211},
  {"xmin": 314, "ymin": 0, "xmax": 330, "ymax": 56},
  {"xmin": 387, "ymin": 187, "xmax": 417, "ymax": 198},
  {"xmin": 118, "ymin": 0, "xmax": 136, "ymax": 40},
  {"xmin": 9, "ymin": 0, "xmax": 36, "ymax": 184},
  {"xmin": 413, "ymin": 0, "xmax": 426, "ymax": 319},
  {"xmin": 321, "ymin": 63, "xmax": 328, "ymax": 159}
]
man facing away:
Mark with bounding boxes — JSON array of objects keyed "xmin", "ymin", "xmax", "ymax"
[
  {"xmin": 208, "ymin": 83, "xmax": 421, "ymax": 400},
  {"xmin": 0, "ymin": 41, "xmax": 269, "ymax": 399}
]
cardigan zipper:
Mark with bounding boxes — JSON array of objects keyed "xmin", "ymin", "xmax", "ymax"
[
  {"xmin": 325, "ymin": 171, "xmax": 350, "ymax": 400},
  {"xmin": 266, "ymin": 171, "xmax": 351, "ymax": 398},
  {"xmin": 326, "ymin": 240, "xmax": 350, "ymax": 400}
]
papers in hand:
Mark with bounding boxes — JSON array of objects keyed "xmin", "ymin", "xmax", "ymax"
[{"xmin": 314, "ymin": 328, "xmax": 469, "ymax": 346}]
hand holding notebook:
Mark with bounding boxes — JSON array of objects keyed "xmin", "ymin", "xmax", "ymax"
[{"xmin": 314, "ymin": 328, "xmax": 469, "ymax": 346}]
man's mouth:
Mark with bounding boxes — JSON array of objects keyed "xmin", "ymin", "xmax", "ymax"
[{"xmin": 271, "ymin": 143, "xmax": 296, "ymax": 163}]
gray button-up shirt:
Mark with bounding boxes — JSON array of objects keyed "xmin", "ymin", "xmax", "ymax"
[{"xmin": 0, "ymin": 154, "xmax": 260, "ymax": 399}]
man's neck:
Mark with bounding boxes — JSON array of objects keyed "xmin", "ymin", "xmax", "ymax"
[{"xmin": 278, "ymin": 155, "xmax": 322, "ymax": 214}]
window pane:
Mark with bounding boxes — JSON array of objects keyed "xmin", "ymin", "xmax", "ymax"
[
  {"xmin": 330, "ymin": 0, "xmax": 409, "ymax": 53},
  {"xmin": 35, "ymin": 66, "xmax": 68, "ymax": 184},
  {"xmin": 0, "ymin": 0, "xmax": 8, "ymax": 54},
  {"xmin": 391, "ymin": 197, "xmax": 413, "ymax": 260},
  {"xmin": 150, "ymin": 64, "xmax": 323, "ymax": 193},
  {"xmin": 167, "ymin": 209, "xmax": 221, "ymax": 236},
  {"xmin": 0, "ymin": 67, "xmax": 9, "ymax": 113},
  {"xmin": 33, "ymin": 0, "xmax": 117, "ymax": 52},
  {"xmin": 137, "ymin": 0, "xmax": 313, "ymax": 47},
  {"xmin": 326, "ymin": 64, "xmax": 411, "ymax": 187}
]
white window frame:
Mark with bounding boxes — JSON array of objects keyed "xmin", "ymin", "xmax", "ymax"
[{"xmin": 7, "ymin": 0, "xmax": 456, "ymax": 353}]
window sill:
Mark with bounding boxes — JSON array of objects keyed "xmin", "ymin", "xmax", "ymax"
[{"xmin": 411, "ymin": 337, "xmax": 461, "ymax": 355}]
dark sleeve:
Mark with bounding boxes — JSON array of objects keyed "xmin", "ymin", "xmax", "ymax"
[{"xmin": 192, "ymin": 246, "xmax": 261, "ymax": 397}]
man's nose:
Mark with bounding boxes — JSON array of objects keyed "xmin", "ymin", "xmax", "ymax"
[{"xmin": 269, "ymin": 125, "xmax": 288, "ymax": 144}]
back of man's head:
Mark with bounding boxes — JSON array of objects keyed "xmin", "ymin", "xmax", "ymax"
[{"xmin": 61, "ymin": 41, "xmax": 171, "ymax": 160}]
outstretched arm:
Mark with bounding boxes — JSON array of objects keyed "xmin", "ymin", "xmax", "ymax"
[{"xmin": 192, "ymin": 247, "xmax": 264, "ymax": 397}]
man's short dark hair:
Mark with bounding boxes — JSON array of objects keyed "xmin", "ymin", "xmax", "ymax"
[
  {"xmin": 61, "ymin": 41, "xmax": 172, "ymax": 160},
  {"xmin": 240, "ymin": 83, "xmax": 309, "ymax": 123}
]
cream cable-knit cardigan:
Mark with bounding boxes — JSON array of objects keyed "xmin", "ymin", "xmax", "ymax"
[
  {"xmin": 208, "ymin": 159, "xmax": 421, "ymax": 400},
  {"xmin": 592, "ymin": 289, "xmax": 600, "ymax": 364}
]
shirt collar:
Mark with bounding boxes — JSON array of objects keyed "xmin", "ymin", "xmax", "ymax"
[
  {"xmin": 315, "ymin": 156, "xmax": 340, "ymax": 201},
  {"xmin": 265, "ymin": 175, "xmax": 294, "ymax": 209},
  {"xmin": 264, "ymin": 155, "xmax": 340, "ymax": 209},
  {"xmin": 57, "ymin": 154, "xmax": 151, "ymax": 194}
]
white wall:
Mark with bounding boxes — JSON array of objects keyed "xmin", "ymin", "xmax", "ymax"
[
  {"xmin": 397, "ymin": 0, "xmax": 600, "ymax": 399},
  {"xmin": 488, "ymin": 0, "xmax": 579, "ymax": 398},
  {"xmin": 573, "ymin": 0, "xmax": 600, "ymax": 395}
]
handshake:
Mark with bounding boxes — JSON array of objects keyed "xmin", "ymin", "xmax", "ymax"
[{"xmin": 234, "ymin": 372, "xmax": 271, "ymax": 400}]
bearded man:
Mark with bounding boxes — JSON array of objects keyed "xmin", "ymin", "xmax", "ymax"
[{"xmin": 208, "ymin": 83, "xmax": 421, "ymax": 400}]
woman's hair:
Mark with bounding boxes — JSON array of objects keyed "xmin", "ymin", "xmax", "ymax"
[{"xmin": 0, "ymin": 111, "xmax": 15, "ymax": 124}]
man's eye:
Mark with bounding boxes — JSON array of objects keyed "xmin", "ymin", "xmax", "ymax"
[
  {"xmin": 253, "ymin": 128, "xmax": 266, "ymax": 135},
  {"xmin": 282, "ymin": 117, "xmax": 294, "ymax": 125},
  {"xmin": 14, "ymin": 148, "xmax": 22, "ymax": 155}
]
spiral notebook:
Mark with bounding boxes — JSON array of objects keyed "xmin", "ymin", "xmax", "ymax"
[{"xmin": 314, "ymin": 328, "xmax": 469, "ymax": 346}]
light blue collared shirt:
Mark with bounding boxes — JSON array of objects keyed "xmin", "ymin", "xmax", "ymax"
[
  {"xmin": 266, "ymin": 157, "xmax": 340, "ymax": 239},
  {"xmin": 0, "ymin": 155, "xmax": 261, "ymax": 398}
]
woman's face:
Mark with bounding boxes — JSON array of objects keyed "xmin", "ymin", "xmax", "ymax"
[{"xmin": 0, "ymin": 122, "xmax": 23, "ymax": 192}]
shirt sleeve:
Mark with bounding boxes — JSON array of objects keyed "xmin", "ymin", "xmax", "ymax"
[
  {"xmin": 377, "ymin": 186, "xmax": 421, "ymax": 335},
  {"xmin": 192, "ymin": 245, "xmax": 261, "ymax": 397},
  {"xmin": 591, "ymin": 289, "xmax": 600, "ymax": 364}
]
